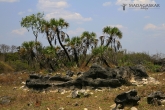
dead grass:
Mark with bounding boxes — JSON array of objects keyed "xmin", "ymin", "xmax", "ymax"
[
  {"xmin": 0, "ymin": 61, "xmax": 14, "ymax": 73},
  {"xmin": 0, "ymin": 72, "xmax": 165, "ymax": 110}
]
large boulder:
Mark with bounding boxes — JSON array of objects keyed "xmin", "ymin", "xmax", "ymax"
[
  {"xmin": 114, "ymin": 89, "xmax": 140, "ymax": 109},
  {"xmin": 26, "ymin": 74, "xmax": 72, "ymax": 90}
]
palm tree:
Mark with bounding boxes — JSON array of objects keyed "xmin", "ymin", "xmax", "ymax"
[
  {"xmin": 42, "ymin": 18, "xmax": 71, "ymax": 61},
  {"xmin": 81, "ymin": 31, "xmax": 96, "ymax": 56},
  {"xmin": 65, "ymin": 36, "xmax": 82, "ymax": 66},
  {"xmin": 85, "ymin": 46, "xmax": 110, "ymax": 67},
  {"xmin": 103, "ymin": 26, "xmax": 122, "ymax": 48},
  {"xmin": 18, "ymin": 41, "xmax": 36, "ymax": 67},
  {"xmin": 103, "ymin": 26, "xmax": 123, "ymax": 65}
]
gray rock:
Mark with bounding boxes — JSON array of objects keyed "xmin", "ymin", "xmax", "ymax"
[
  {"xmin": 71, "ymin": 90, "xmax": 78, "ymax": 98},
  {"xmin": 25, "ymin": 64, "xmax": 149, "ymax": 90},
  {"xmin": 147, "ymin": 91, "xmax": 165, "ymax": 105},
  {"xmin": 66, "ymin": 70, "xmax": 74, "ymax": 77},
  {"xmin": 0, "ymin": 96, "xmax": 11, "ymax": 105},
  {"xmin": 114, "ymin": 89, "xmax": 140, "ymax": 109}
]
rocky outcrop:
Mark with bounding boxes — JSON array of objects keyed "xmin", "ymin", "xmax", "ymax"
[
  {"xmin": 26, "ymin": 64, "xmax": 149, "ymax": 90},
  {"xmin": 147, "ymin": 91, "xmax": 165, "ymax": 105},
  {"xmin": 114, "ymin": 89, "xmax": 140, "ymax": 109}
]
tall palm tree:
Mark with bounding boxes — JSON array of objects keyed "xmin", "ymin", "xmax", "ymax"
[
  {"xmin": 81, "ymin": 31, "xmax": 96, "ymax": 56},
  {"xmin": 103, "ymin": 26, "xmax": 122, "ymax": 48},
  {"xmin": 65, "ymin": 36, "xmax": 82, "ymax": 66},
  {"xmin": 42, "ymin": 18, "xmax": 71, "ymax": 61},
  {"xmin": 103, "ymin": 26, "xmax": 123, "ymax": 65}
]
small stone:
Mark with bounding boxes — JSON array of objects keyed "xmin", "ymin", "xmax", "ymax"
[
  {"xmin": 71, "ymin": 90, "xmax": 78, "ymax": 98},
  {"xmin": 110, "ymin": 104, "xmax": 116, "ymax": 108},
  {"xmin": 90, "ymin": 92, "xmax": 94, "ymax": 95},
  {"xmin": 13, "ymin": 87, "xmax": 17, "ymax": 90},
  {"xmin": 46, "ymin": 107, "xmax": 50, "ymax": 110},
  {"xmin": 61, "ymin": 91, "xmax": 66, "ymax": 94},
  {"xmin": 142, "ymin": 78, "xmax": 147, "ymax": 81},
  {"xmin": 99, "ymin": 106, "xmax": 102, "ymax": 110},
  {"xmin": 50, "ymin": 90, "xmax": 58, "ymax": 93},
  {"xmin": 84, "ymin": 108, "xmax": 88, "ymax": 110},
  {"xmin": 19, "ymin": 86, "xmax": 25, "ymax": 89},
  {"xmin": 58, "ymin": 107, "xmax": 64, "ymax": 110},
  {"xmin": 160, "ymin": 99, "xmax": 165, "ymax": 104},
  {"xmin": 21, "ymin": 81, "xmax": 26, "ymax": 84},
  {"xmin": 74, "ymin": 102, "xmax": 79, "ymax": 106},
  {"xmin": 131, "ymin": 107, "xmax": 138, "ymax": 110}
]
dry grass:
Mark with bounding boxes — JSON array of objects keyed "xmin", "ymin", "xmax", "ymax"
[
  {"xmin": 0, "ymin": 61, "xmax": 14, "ymax": 73},
  {"xmin": 0, "ymin": 72, "xmax": 165, "ymax": 110}
]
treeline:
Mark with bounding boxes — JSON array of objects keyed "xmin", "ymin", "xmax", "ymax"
[
  {"xmin": 0, "ymin": 42, "xmax": 163, "ymax": 73},
  {"xmin": 0, "ymin": 12, "xmax": 164, "ymax": 73}
]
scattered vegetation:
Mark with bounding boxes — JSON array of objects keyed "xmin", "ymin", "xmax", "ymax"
[{"xmin": 0, "ymin": 12, "xmax": 165, "ymax": 109}]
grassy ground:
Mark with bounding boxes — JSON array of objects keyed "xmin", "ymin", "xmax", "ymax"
[{"xmin": 0, "ymin": 72, "xmax": 165, "ymax": 110}]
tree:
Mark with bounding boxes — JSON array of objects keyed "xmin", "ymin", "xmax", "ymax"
[
  {"xmin": 20, "ymin": 12, "xmax": 44, "ymax": 43},
  {"xmin": 85, "ymin": 46, "xmax": 110, "ymax": 67},
  {"xmin": 18, "ymin": 41, "xmax": 37, "ymax": 68},
  {"xmin": 103, "ymin": 26, "xmax": 123, "ymax": 65},
  {"xmin": 81, "ymin": 31, "xmax": 96, "ymax": 56},
  {"xmin": 42, "ymin": 18, "xmax": 71, "ymax": 61},
  {"xmin": 103, "ymin": 26, "xmax": 122, "ymax": 48},
  {"xmin": 65, "ymin": 36, "xmax": 82, "ymax": 66}
]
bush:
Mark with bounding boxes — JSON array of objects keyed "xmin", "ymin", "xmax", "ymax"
[
  {"xmin": 9, "ymin": 60, "xmax": 29, "ymax": 72},
  {"xmin": 0, "ymin": 61, "xmax": 14, "ymax": 73},
  {"xmin": 144, "ymin": 61, "xmax": 161, "ymax": 72}
]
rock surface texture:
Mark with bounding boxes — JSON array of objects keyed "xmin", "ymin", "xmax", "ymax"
[
  {"xmin": 26, "ymin": 64, "xmax": 149, "ymax": 90},
  {"xmin": 114, "ymin": 89, "xmax": 140, "ymax": 109},
  {"xmin": 147, "ymin": 91, "xmax": 165, "ymax": 105}
]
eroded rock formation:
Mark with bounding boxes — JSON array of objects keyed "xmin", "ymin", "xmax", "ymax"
[{"xmin": 26, "ymin": 64, "xmax": 148, "ymax": 90}]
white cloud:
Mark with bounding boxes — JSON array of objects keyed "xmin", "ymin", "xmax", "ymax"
[
  {"xmin": 27, "ymin": 9, "xmax": 33, "ymax": 12},
  {"xmin": 12, "ymin": 28, "xmax": 27, "ymax": 35},
  {"xmin": 18, "ymin": 11, "xmax": 25, "ymax": 15},
  {"xmin": 0, "ymin": 0, "xmax": 19, "ymax": 2},
  {"xmin": 102, "ymin": 2, "xmax": 111, "ymax": 7},
  {"xmin": 67, "ymin": 28, "xmax": 85, "ymax": 36},
  {"xmin": 45, "ymin": 11, "xmax": 92, "ymax": 21},
  {"xmin": 144, "ymin": 23, "xmax": 165, "ymax": 30},
  {"xmin": 109, "ymin": 24, "xmax": 124, "ymax": 29},
  {"xmin": 37, "ymin": 0, "xmax": 92, "ymax": 22},
  {"xmin": 37, "ymin": 0, "xmax": 69, "ymax": 11},
  {"xmin": 144, "ymin": 16, "xmax": 150, "ymax": 18}
]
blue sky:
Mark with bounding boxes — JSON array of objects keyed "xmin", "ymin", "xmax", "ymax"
[{"xmin": 0, "ymin": 0, "xmax": 165, "ymax": 54}]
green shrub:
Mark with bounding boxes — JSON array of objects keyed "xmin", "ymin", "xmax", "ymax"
[
  {"xmin": 144, "ymin": 61, "xmax": 161, "ymax": 72},
  {"xmin": 9, "ymin": 60, "xmax": 29, "ymax": 71}
]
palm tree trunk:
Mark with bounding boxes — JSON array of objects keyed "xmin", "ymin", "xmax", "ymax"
[
  {"xmin": 73, "ymin": 47, "xmax": 79, "ymax": 67},
  {"xmin": 46, "ymin": 31, "xmax": 53, "ymax": 48},
  {"xmin": 56, "ymin": 28, "xmax": 71, "ymax": 61},
  {"xmin": 101, "ymin": 56, "xmax": 110, "ymax": 67},
  {"xmin": 85, "ymin": 55, "xmax": 94, "ymax": 66},
  {"xmin": 106, "ymin": 35, "xmax": 112, "ymax": 47}
]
